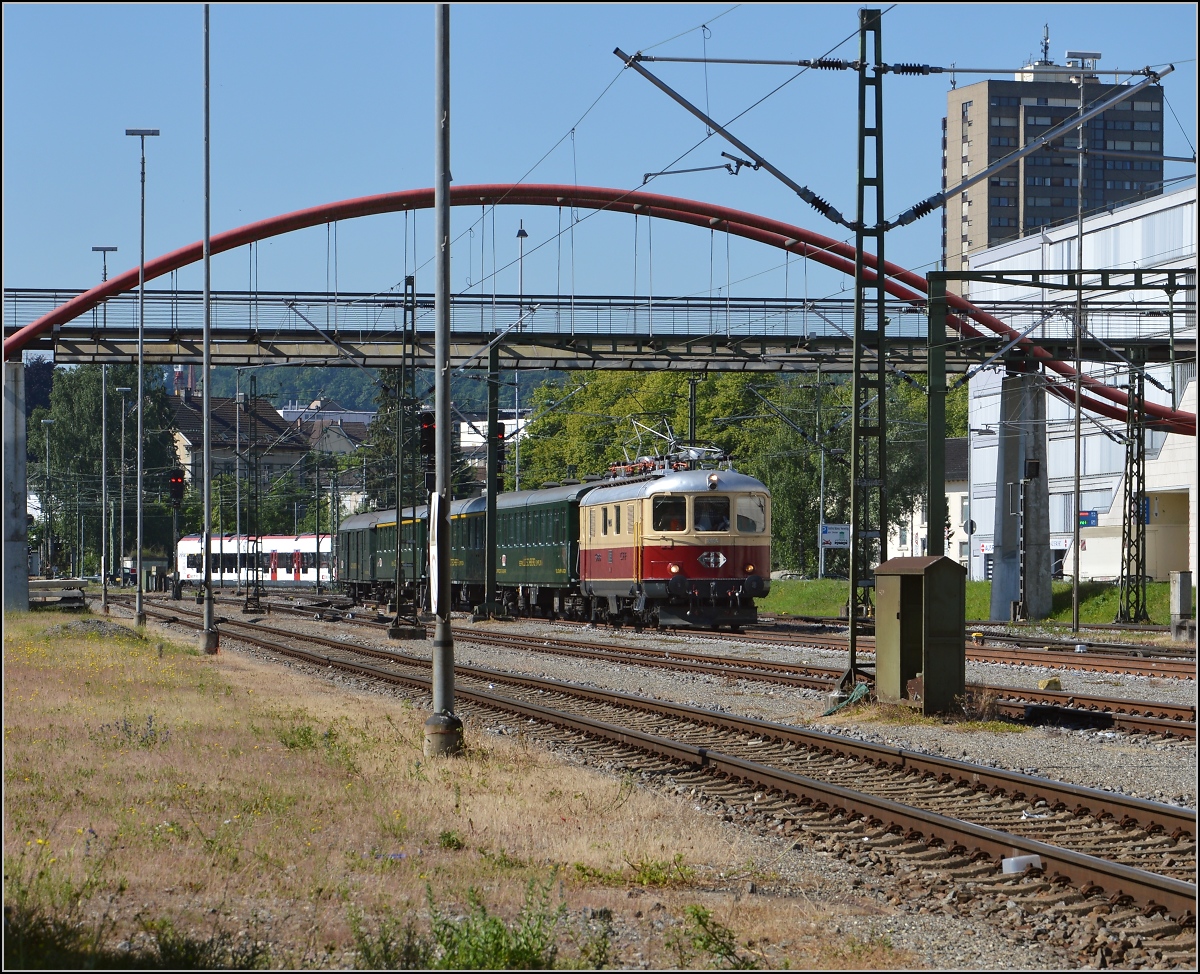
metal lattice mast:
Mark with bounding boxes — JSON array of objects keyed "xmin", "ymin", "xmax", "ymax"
[
  {"xmin": 1118, "ymin": 353, "xmax": 1149, "ymax": 622},
  {"xmin": 847, "ymin": 8, "xmax": 887, "ymax": 687}
]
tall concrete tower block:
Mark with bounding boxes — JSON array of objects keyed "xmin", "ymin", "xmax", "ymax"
[
  {"xmin": 990, "ymin": 368, "xmax": 1051, "ymax": 620},
  {"xmin": 4, "ymin": 360, "xmax": 29, "ymax": 612}
]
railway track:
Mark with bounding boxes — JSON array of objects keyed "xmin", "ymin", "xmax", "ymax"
[
  {"xmin": 239, "ymin": 594, "xmax": 1199, "ymax": 680},
  {"xmin": 167, "ymin": 594, "xmax": 1197, "ymax": 738},
  {"xmin": 122, "ymin": 599, "xmax": 1197, "ymax": 928},
  {"xmin": 770, "ymin": 613, "xmax": 1195, "ymax": 660}
]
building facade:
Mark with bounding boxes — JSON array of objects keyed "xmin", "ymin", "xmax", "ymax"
[
  {"xmin": 170, "ymin": 390, "xmax": 312, "ymax": 487},
  {"xmin": 943, "ymin": 58, "xmax": 1165, "ymax": 281},
  {"xmin": 965, "ymin": 186, "xmax": 1196, "ymax": 591},
  {"xmin": 888, "ymin": 438, "xmax": 970, "ymax": 566}
]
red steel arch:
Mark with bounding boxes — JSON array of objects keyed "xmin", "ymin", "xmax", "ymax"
[{"xmin": 5, "ymin": 184, "xmax": 1192, "ymax": 434}]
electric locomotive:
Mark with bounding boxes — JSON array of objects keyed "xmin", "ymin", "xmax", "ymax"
[
  {"xmin": 336, "ymin": 459, "xmax": 771, "ymax": 630},
  {"xmin": 579, "ymin": 467, "xmax": 770, "ymax": 629}
]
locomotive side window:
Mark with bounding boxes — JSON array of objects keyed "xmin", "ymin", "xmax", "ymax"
[
  {"xmin": 694, "ymin": 496, "xmax": 730, "ymax": 532},
  {"xmin": 653, "ymin": 497, "xmax": 687, "ymax": 532},
  {"xmin": 614, "ymin": 505, "xmax": 621, "ymax": 535},
  {"xmin": 601, "ymin": 507, "xmax": 609, "ymax": 536},
  {"xmin": 736, "ymin": 495, "xmax": 768, "ymax": 533}
]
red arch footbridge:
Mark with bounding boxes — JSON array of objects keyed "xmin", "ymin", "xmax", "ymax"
[{"xmin": 4, "ymin": 184, "xmax": 1193, "ymax": 435}]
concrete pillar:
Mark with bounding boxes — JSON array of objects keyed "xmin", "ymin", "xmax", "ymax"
[
  {"xmin": 4, "ymin": 360, "xmax": 30, "ymax": 612},
  {"xmin": 989, "ymin": 369, "xmax": 1051, "ymax": 621}
]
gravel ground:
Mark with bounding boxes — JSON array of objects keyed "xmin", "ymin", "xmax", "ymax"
[
  {"xmin": 115, "ymin": 601, "xmax": 1196, "ymax": 968},
  {"xmin": 448, "ymin": 618, "xmax": 1197, "ymax": 811}
]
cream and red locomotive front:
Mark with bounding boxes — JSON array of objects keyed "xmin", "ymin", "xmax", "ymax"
[{"xmin": 578, "ymin": 467, "xmax": 771, "ymax": 629}]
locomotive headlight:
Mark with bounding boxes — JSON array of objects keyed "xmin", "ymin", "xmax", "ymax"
[
  {"xmin": 707, "ymin": 473, "xmax": 719, "ymax": 490},
  {"xmin": 744, "ymin": 564, "xmax": 754, "ymax": 574},
  {"xmin": 669, "ymin": 563, "xmax": 681, "ymax": 574}
]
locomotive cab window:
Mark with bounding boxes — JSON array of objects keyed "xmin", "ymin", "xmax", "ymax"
[
  {"xmin": 653, "ymin": 497, "xmax": 687, "ymax": 532},
  {"xmin": 736, "ymin": 495, "xmax": 767, "ymax": 533},
  {"xmin": 694, "ymin": 496, "xmax": 730, "ymax": 532},
  {"xmin": 614, "ymin": 505, "xmax": 621, "ymax": 535}
]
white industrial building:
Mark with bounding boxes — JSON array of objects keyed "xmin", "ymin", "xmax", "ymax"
[{"xmin": 965, "ymin": 186, "xmax": 1196, "ymax": 588}]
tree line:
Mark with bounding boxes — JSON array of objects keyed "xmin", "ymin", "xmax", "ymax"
[
  {"xmin": 27, "ymin": 358, "xmax": 965, "ymax": 579},
  {"xmin": 519, "ymin": 370, "xmax": 966, "ymax": 575}
]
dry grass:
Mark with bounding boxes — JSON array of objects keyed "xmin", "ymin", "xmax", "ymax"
[
  {"xmin": 815, "ymin": 698, "xmax": 1026, "ymax": 735},
  {"xmin": 4, "ymin": 611, "xmax": 917, "ymax": 968}
]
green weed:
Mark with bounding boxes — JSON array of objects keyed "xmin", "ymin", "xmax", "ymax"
[
  {"xmin": 666, "ymin": 904, "xmax": 758, "ymax": 970},
  {"xmin": 348, "ymin": 907, "xmax": 432, "ymax": 970},
  {"xmin": 574, "ymin": 907, "xmax": 615, "ymax": 969},
  {"xmin": 438, "ymin": 830, "xmax": 465, "ymax": 851},
  {"xmin": 570, "ymin": 862, "xmax": 625, "ymax": 887},
  {"xmin": 627, "ymin": 852, "xmax": 695, "ymax": 888},
  {"xmin": 430, "ymin": 875, "xmax": 566, "ymax": 970}
]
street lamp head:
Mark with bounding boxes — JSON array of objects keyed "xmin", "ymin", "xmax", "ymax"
[
  {"xmin": 125, "ymin": 129, "xmax": 160, "ymax": 137},
  {"xmin": 92, "ymin": 246, "xmax": 118, "ymax": 253},
  {"xmin": 516, "ymin": 220, "xmax": 528, "ymax": 240},
  {"xmin": 116, "ymin": 386, "xmax": 131, "ymax": 394},
  {"xmin": 41, "ymin": 418, "xmax": 55, "ymax": 425}
]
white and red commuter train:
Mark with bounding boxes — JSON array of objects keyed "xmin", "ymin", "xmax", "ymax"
[{"xmin": 176, "ymin": 533, "xmax": 333, "ymax": 587}]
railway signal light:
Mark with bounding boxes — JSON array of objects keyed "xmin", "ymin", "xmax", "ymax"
[
  {"xmin": 419, "ymin": 412, "xmax": 436, "ymax": 466},
  {"xmin": 168, "ymin": 469, "xmax": 185, "ymax": 507}
]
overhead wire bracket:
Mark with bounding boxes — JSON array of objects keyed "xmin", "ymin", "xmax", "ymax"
[{"xmin": 615, "ymin": 47, "xmax": 853, "ymax": 229}]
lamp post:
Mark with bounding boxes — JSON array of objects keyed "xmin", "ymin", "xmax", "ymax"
[
  {"xmin": 41, "ymin": 419, "xmax": 55, "ymax": 575},
  {"xmin": 115, "ymin": 387, "xmax": 131, "ymax": 585},
  {"xmin": 126, "ymin": 127, "xmax": 159, "ymax": 625},
  {"xmin": 93, "ymin": 246, "xmax": 117, "ymax": 610},
  {"xmin": 514, "ymin": 220, "xmax": 527, "ymax": 490}
]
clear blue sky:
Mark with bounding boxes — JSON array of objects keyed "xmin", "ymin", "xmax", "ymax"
[{"xmin": 3, "ymin": 3, "xmax": 1195, "ymax": 309}]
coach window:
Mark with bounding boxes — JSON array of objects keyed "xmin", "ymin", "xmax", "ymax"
[
  {"xmin": 694, "ymin": 496, "xmax": 730, "ymax": 532},
  {"xmin": 601, "ymin": 507, "xmax": 609, "ymax": 536},
  {"xmin": 736, "ymin": 495, "xmax": 767, "ymax": 533},
  {"xmin": 653, "ymin": 496, "xmax": 687, "ymax": 532}
]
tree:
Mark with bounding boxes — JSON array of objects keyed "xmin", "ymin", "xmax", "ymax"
[
  {"xmin": 24, "ymin": 355, "xmax": 53, "ymax": 417},
  {"xmin": 31, "ymin": 363, "xmax": 178, "ymax": 571},
  {"xmin": 518, "ymin": 368, "xmax": 936, "ymax": 576}
]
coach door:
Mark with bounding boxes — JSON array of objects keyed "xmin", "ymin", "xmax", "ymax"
[
  {"xmin": 270, "ymin": 550, "xmax": 278, "ymax": 581},
  {"xmin": 293, "ymin": 549, "xmax": 301, "ymax": 581}
]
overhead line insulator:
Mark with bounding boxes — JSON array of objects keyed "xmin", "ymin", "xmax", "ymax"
[{"xmin": 812, "ymin": 58, "xmax": 849, "ymax": 71}]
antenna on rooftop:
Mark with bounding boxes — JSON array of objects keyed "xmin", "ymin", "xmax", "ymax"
[{"xmin": 1041, "ymin": 24, "xmax": 1050, "ymax": 64}]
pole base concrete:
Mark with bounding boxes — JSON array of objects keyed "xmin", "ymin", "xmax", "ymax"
[
  {"xmin": 134, "ymin": 612, "xmax": 147, "ymax": 627},
  {"xmin": 198, "ymin": 629, "xmax": 219, "ymax": 654},
  {"xmin": 423, "ymin": 711, "xmax": 463, "ymax": 757},
  {"xmin": 388, "ymin": 624, "xmax": 425, "ymax": 640}
]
